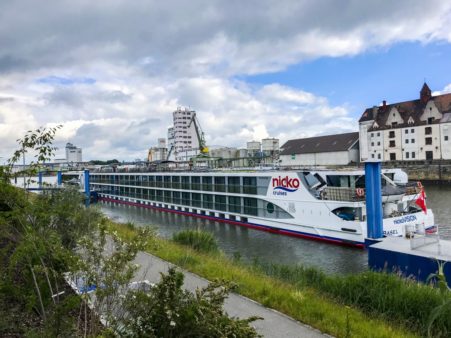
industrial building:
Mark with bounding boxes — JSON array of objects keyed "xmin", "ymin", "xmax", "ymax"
[
  {"xmin": 167, "ymin": 107, "xmax": 201, "ymax": 161},
  {"xmin": 147, "ymin": 138, "xmax": 168, "ymax": 162},
  {"xmin": 359, "ymin": 83, "xmax": 451, "ymax": 162},
  {"xmin": 279, "ymin": 132, "xmax": 360, "ymax": 167},
  {"xmin": 65, "ymin": 142, "xmax": 82, "ymax": 163}
]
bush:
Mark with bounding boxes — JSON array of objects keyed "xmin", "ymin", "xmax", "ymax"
[
  {"xmin": 172, "ymin": 230, "xmax": 219, "ymax": 253},
  {"xmin": 117, "ymin": 267, "xmax": 261, "ymax": 338}
]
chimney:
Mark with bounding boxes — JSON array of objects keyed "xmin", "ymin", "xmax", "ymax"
[
  {"xmin": 372, "ymin": 106, "xmax": 378, "ymax": 120},
  {"xmin": 382, "ymin": 100, "xmax": 387, "ymax": 108}
]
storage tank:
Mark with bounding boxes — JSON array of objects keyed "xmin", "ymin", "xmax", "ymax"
[
  {"xmin": 247, "ymin": 141, "xmax": 261, "ymax": 157},
  {"xmin": 262, "ymin": 138, "xmax": 279, "ymax": 157}
]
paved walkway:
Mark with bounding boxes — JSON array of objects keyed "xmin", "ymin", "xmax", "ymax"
[{"xmin": 131, "ymin": 251, "xmax": 328, "ymax": 338}]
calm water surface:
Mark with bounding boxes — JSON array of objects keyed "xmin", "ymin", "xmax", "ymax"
[{"xmin": 99, "ymin": 184, "xmax": 451, "ymax": 275}]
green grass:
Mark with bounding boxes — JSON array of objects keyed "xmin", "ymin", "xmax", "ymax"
[
  {"xmin": 107, "ymin": 220, "xmax": 423, "ymax": 338},
  {"xmin": 172, "ymin": 229, "xmax": 219, "ymax": 253},
  {"xmin": 254, "ymin": 262, "xmax": 451, "ymax": 337}
]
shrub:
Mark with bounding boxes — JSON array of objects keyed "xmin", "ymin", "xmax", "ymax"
[{"xmin": 172, "ymin": 230, "xmax": 219, "ymax": 253}]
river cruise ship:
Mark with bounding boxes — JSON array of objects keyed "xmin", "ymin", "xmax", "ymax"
[{"xmin": 89, "ymin": 169, "xmax": 435, "ymax": 248}]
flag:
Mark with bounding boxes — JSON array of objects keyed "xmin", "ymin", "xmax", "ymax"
[{"xmin": 415, "ymin": 189, "xmax": 427, "ymax": 214}]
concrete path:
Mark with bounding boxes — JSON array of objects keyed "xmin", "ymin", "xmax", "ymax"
[{"xmin": 131, "ymin": 251, "xmax": 328, "ymax": 338}]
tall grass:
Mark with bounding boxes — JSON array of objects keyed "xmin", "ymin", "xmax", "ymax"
[
  {"xmin": 172, "ymin": 230, "xmax": 219, "ymax": 253},
  {"xmin": 254, "ymin": 262, "xmax": 451, "ymax": 337}
]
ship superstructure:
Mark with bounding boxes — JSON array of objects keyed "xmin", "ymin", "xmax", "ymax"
[{"xmin": 90, "ymin": 168, "xmax": 435, "ymax": 247}]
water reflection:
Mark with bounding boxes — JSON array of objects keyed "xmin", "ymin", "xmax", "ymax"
[{"xmin": 100, "ymin": 202, "xmax": 368, "ymax": 274}]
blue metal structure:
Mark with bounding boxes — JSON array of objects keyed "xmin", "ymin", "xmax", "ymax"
[
  {"xmin": 57, "ymin": 171, "xmax": 62, "ymax": 185},
  {"xmin": 38, "ymin": 171, "xmax": 43, "ymax": 189},
  {"xmin": 84, "ymin": 169, "xmax": 90, "ymax": 207},
  {"xmin": 364, "ymin": 162, "xmax": 383, "ymax": 239}
]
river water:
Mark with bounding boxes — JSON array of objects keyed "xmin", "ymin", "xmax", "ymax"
[
  {"xmin": 99, "ymin": 184, "xmax": 451, "ymax": 275},
  {"xmin": 13, "ymin": 176, "xmax": 450, "ymax": 274}
]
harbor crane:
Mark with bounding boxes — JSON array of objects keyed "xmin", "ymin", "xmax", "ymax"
[{"xmin": 188, "ymin": 112, "xmax": 209, "ymax": 155}]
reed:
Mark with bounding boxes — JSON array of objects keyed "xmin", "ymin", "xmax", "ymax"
[
  {"xmin": 254, "ymin": 262, "xmax": 451, "ymax": 337},
  {"xmin": 172, "ymin": 229, "xmax": 219, "ymax": 253}
]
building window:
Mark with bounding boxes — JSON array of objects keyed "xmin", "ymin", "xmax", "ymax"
[
  {"xmin": 405, "ymin": 139, "xmax": 409, "ymax": 144},
  {"xmin": 390, "ymin": 153, "xmax": 396, "ymax": 161},
  {"xmin": 412, "ymin": 152, "xmax": 415, "ymax": 159},
  {"xmin": 389, "ymin": 131, "xmax": 395, "ymax": 138},
  {"xmin": 377, "ymin": 142, "xmax": 381, "ymax": 146},
  {"xmin": 411, "ymin": 129, "xmax": 414, "ymax": 133},
  {"xmin": 425, "ymin": 126, "xmax": 432, "ymax": 135},
  {"xmin": 405, "ymin": 129, "xmax": 408, "ymax": 134},
  {"xmin": 425, "ymin": 137, "xmax": 432, "ymax": 145},
  {"xmin": 371, "ymin": 142, "xmax": 374, "ymax": 146},
  {"xmin": 411, "ymin": 139, "xmax": 415, "ymax": 143},
  {"xmin": 377, "ymin": 154, "xmax": 381, "ymax": 159},
  {"xmin": 377, "ymin": 132, "xmax": 380, "ymax": 137},
  {"xmin": 445, "ymin": 136, "xmax": 449, "ymax": 141},
  {"xmin": 392, "ymin": 122, "xmax": 398, "ymax": 127},
  {"xmin": 371, "ymin": 154, "xmax": 375, "ymax": 158},
  {"xmin": 370, "ymin": 133, "xmax": 374, "ymax": 138},
  {"xmin": 427, "ymin": 117, "xmax": 434, "ymax": 124},
  {"xmin": 389, "ymin": 140, "xmax": 395, "ymax": 147},
  {"xmin": 405, "ymin": 152, "xmax": 409, "ymax": 159}
]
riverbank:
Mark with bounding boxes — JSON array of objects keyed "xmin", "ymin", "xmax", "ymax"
[{"xmin": 108, "ymin": 221, "xmax": 451, "ymax": 338}]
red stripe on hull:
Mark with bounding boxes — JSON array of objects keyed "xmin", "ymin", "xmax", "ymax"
[{"xmin": 99, "ymin": 197, "xmax": 364, "ymax": 249}]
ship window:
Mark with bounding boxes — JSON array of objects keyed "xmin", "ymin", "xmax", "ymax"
[
  {"xmin": 202, "ymin": 194, "xmax": 214, "ymax": 209},
  {"xmin": 148, "ymin": 176, "xmax": 155, "ymax": 187},
  {"xmin": 182, "ymin": 192, "xmax": 191, "ymax": 206},
  {"xmin": 192, "ymin": 193, "xmax": 201, "ymax": 207},
  {"xmin": 326, "ymin": 175, "xmax": 350, "ymax": 188},
  {"xmin": 215, "ymin": 195, "xmax": 227, "ymax": 211},
  {"xmin": 181, "ymin": 176, "xmax": 190, "ymax": 190},
  {"xmin": 214, "ymin": 177, "xmax": 226, "ymax": 192},
  {"xmin": 191, "ymin": 176, "xmax": 201, "ymax": 190},
  {"xmin": 164, "ymin": 176, "xmax": 171, "ymax": 188},
  {"xmin": 155, "ymin": 176, "xmax": 163, "ymax": 188},
  {"xmin": 172, "ymin": 191, "xmax": 181, "ymax": 204},
  {"xmin": 332, "ymin": 207, "xmax": 357, "ymax": 221},
  {"xmin": 172, "ymin": 176, "xmax": 180, "ymax": 189},
  {"xmin": 266, "ymin": 202, "xmax": 275, "ymax": 214},
  {"xmin": 164, "ymin": 190, "xmax": 172, "ymax": 203},
  {"xmin": 156, "ymin": 190, "xmax": 163, "ymax": 202},
  {"xmin": 228, "ymin": 196, "xmax": 241, "ymax": 213},
  {"xmin": 228, "ymin": 177, "xmax": 241, "ymax": 193},
  {"xmin": 243, "ymin": 177, "xmax": 257, "ymax": 194},
  {"xmin": 202, "ymin": 176, "xmax": 212, "ymax": 191},
  {"xmin": 243, "ymin": 197, "xmax": 258, "ymax": 216}
]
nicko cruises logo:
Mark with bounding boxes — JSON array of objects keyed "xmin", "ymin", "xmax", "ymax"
[{"xmin": 272, "ymin": 176, "xmax": 300, "ymax": 196}]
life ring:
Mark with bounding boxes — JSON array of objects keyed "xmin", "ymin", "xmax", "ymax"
[
  {"xmin": 356, "ymin": 188, "xmax": 365, "ymax": 197},
  {"xmin": 416, "ymin": 181, "xmax": 423, "ymax": 189}
]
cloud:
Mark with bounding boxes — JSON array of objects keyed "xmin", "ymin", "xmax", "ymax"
[
  {"xmin": 432, "ymin": 84, "xmax": 451, "ymax": 96},
  {"xmin": 0, "ymin": 1, "xmax": 450, "ymax": 160},
  {"xmin": 37, "ymin": 76, "xmax": 96, "ymax": 85}
]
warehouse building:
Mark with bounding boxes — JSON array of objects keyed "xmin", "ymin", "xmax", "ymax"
[{"xmin": 279, "ymin": 132, "xmax": 359, "ymax": 167}]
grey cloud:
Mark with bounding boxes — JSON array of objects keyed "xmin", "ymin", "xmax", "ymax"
[
  {"xmin": 0, "ymin": 96, "xmax": 15, "ymax": 103},
  {"xmin": 0, "ymin": 1, "xmax": 449, "ymax": 76}
]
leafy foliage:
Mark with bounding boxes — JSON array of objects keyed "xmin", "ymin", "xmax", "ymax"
[{"xmin": 118, "ymin": 267, "xmax": 261, "ymax": 338}]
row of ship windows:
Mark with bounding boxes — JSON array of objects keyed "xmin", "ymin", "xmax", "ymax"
[
  {"xmin": 90, "ymin": 176, "xmax": 263, "ymax": 195},
  {"xmin": 94, "ymin": 188, "xmax": 278, "ymax": 217}
]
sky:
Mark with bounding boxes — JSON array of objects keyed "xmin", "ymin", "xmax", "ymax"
[{"xmin": 0, "ymin": 1, "xmax": 451, "ymax": 162}]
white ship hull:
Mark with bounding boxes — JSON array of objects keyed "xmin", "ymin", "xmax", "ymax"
[{"xmin": 89, "ymin": 169, "xmax": 435, "ymax": 248}]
